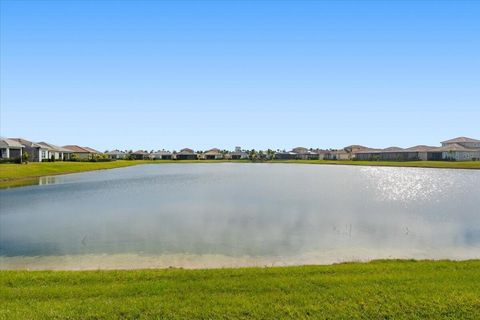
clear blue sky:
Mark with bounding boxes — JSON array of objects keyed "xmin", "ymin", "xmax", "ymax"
[{"xmin": 1, "ymin": 0, "xmax": 479, "ymax": 151}]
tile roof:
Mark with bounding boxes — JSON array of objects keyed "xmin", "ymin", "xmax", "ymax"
[
  {"xmin": 82, "ymin": 147, "xmax": 102, "ymax": 154},
  {"xmin": 437, "ymin": 143, "xmax": 480, "ymax": 152},
  {"xmin": 63, "ymin": 145, "xmax": 92, "ymax": 153},
  {"xmin": 178, "ymin": 148, "xmax": 195, "ymax": 154},
  {"xmin": 441, "ymin": 137, "xmax": 480, "ymax": 144},
  {"xmin": 383, "ymin": 147, "xmax": 404, "ymax": 152},
  {"xmin": 405, "ymin": 145, "xmax": 440, "ymax": 152},
  {"xmin": 37, "ymin": 142, "xmax": 73, "ymax": 153},
  {"xmin": 204, "ymin": 148, "xmax": 221, "ymax": 155}
]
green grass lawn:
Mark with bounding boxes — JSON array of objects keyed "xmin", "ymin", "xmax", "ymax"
[
  {"xmin": 1, "ymin": 159, "xmax": 478, "ymax": 189},
  {"xmin": 1, "ymin": 260, "xmax": 479, "ymax": 319},
  {"xmin": 0, "ymin": 161, "xmax": 150, "ymax": 188}
]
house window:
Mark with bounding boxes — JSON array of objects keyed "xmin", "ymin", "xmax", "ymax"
[{"xmin": 42, "ymin": 151, "xmax": 46, "ymax": 158}]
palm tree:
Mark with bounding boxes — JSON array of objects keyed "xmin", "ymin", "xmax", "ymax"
[
  {"xmin": 266, "ymin": 149, "xmax": 275, "ymax": 160},
  {"xmin": 249, "ymin": 149, "xmax": 257, "ymax": 161}
]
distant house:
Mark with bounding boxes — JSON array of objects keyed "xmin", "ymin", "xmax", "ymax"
[
  {"xmin": 227, "ymin": 147, "xmax": 249, "ymax": 160},
  {"xmin": 131, "ymin": 150, "xmax": 149, "ymax": 160},
  {"xmin": 63, "ymin": 145, "xmax": 100, "ymax": 160},
  {"xmin": 175, "ymin": 148, "xmax": 197, "ymax": 160},
  {"xmin": 150, "ymin": 150, "xmax": 173, "ymax": 160},
  {"xmin": 203, "ymin": 148, "xmax": 223, "ymax": 160},
  {"xmin": 404, "ymin": 145, "xmax": 442, "ymax": 161},
  {"xmin": 441, "ymin": 137, "xmax": 480, "ymax": 149},
  {"xmin": 274, "ymin": 151, "xmax": 297, "ymax": 160},
  {"xmin": 438, "ymin": 143, "xmax": 480, "ymax": 161},
  {"xmin": 10, "ymin": 138, "xmax": 49, "ymax": 162},
  {"xmin": 344, "ymin": 145, "xmax": 370, "ymax": 160},
  {"xmin": 37, "ymin": 142, "xmax": 73, "ymax": 161},
  {"xmin": 106, "ymin": 150, "xmax": 127, "ymax": 160},
  {"xmin": 438, "ymin": 137, "xmax": 480, "ymax": 161},
  {"xmin": 0, "ymin": 138, "xmax": 24, "ymax": 160},
  {"xmin": 314, "ymin": 149, "xmax": 330, "ymax": 160},
  {"xmin": 82, "ymin": 147, "xmax": 102, "ymax": 155},
  {"xmin": 352, "ymin": 145, "xmax": 443, "ymax": 161},
  {"xmin": 349, "ymin": 148, "xmax": 381, "ymax": 160},
  {"xmin": 318, "ymin": 149, "xmax": 349, "ymax": 160},
  {"xmin": 292, "ymin": 147, "xmax": 319, "ymax": 160},
  {"xmin": 333, "ymin": 150, "xmax": 350, "ymax": 160}
]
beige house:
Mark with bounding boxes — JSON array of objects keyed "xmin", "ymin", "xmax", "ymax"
[
  {"xmin": 106, "ymin": 150, "xmax": 127, "ymax": 159},
  {"xmin": 150, "ymin": 150, "xmax": 173, "ymax": 160},
  {"xmin": 441, "ymin": 137, "xmax": 480, "ymax": 149},
  {"xmin": 131, "ymin": 150, "xmax": 149, "ymax": 160},
  {"xmin": 203, "ymin": 148, "xmax": 223, "ymax": 160},
  {"xmin": 63, "ymin": 145, "xmax": 101, "ymax": 160}
]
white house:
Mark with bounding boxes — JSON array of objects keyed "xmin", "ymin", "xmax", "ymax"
[
  {"xmin": 439, "ymin": 143, "xmax": 480, "ymax": 161},
  {"xmin": 203, "ymin": 148, "xmax": 224, "ymax": 160},
  {"xmin": 37, "ymin": 142, "xmax": 73, "ymax": 160},
  {"xmin": 226, "ymin": 146, "xmax": 249, "ymax": 160},
  {"xmin": 150, "ymin": 150, "xmax": 173, "ymax": 160},
  {"xmin": 440, "ymin": 137, "xmax": 480, "ymax": 161},
  {"xmin": 106, "ymin": 150, "xmax": 127, "ymax": 159},
  {"xmin": 0, "ymin": 138, "xmax": 24, "ymax": 160}
]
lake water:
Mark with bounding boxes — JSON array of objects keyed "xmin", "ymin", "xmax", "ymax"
[{"xmin": 1, "ymin": 163, "xmax": 479, "ymax": 269}]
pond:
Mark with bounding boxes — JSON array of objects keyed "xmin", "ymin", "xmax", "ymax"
[{"xmin": 1, "ymin": 163, "xmax": 479, "ymax": 269}]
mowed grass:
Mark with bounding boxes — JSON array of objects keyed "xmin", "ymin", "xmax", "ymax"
[
  {"xmin": 1, "ymin": 260, "xmax": 479, "ymax": 319},
  {"xmin": 0, "ymin": 161, "xmax": 151, "ymax": 188}
]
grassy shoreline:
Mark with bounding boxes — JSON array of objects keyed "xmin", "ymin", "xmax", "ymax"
[
  {"xmin": 1, "ymin": 159, "xmax": 479, "ymax": 189},
  {"xmin": 1, "ymin": 260, "xmax": 479, "ymax": 319}
]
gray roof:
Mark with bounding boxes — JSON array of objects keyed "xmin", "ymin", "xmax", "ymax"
[
  {"xmin": 0, "ymin": 138, "xmax": 24, "ymax": 148},
  {"xmin": 291, "ymin": 147, "xmax": 309, "ymax": 153},
  {"xmin": 10, "ymin": 138, "xmax": 47, "ymax": 149},
  {"xmin": 152, "ymin": 150, "xmax": 172, "ymax": 155},
  {"xmin": 106, "ymin": 150, "xmax": 126, "ymax": 155},
  {"xmin": 229, "ymin": 151, "xmax": 248, "ymax": 156}
]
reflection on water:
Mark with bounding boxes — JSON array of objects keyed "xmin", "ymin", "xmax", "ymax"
[{"xmin": 0, "ymin": 163, "xmax": 479, "ymax": 269}]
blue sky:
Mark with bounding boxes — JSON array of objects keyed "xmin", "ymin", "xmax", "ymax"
[{"xmin": 1, "ymin": 0, "xmax": 479, "ymax": 151}]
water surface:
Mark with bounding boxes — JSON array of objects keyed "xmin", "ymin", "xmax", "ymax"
[{"xmin": 1, "ymin": 163, "xmax": 479, "ymax": 269}]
